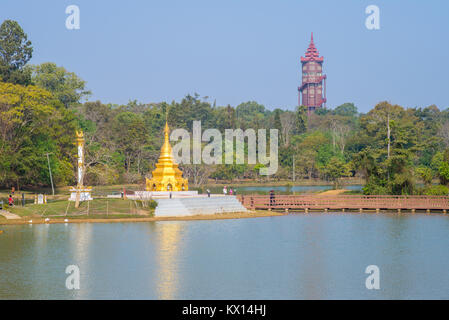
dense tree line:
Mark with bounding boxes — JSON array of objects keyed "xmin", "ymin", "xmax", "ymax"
[{"xmin": 1, "ymin": 20, "xmax": 449, "ymax": 195}]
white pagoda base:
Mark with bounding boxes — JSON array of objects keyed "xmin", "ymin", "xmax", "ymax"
[
  {"xmin": 154, "ymin": 195, "xmax": 248, "ymax": 216},
  {"xmin": 130, "ymin": 190, "xmax": 198, "ymax": 199},
  {"xmin": 69, "ymin": 187, "xmax": 93, "ymax": 202}
]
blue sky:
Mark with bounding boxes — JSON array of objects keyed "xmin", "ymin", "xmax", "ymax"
[{"xmin": 1, "ymin": 0, "xmax": 448, "ymax": 112}]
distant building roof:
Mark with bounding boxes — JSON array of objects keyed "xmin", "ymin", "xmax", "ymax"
[{"xmin": 301, "ymin": 32, "xmax": 324, "ymax": 63}]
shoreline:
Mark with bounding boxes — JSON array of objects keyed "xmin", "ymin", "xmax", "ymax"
[
  {"xmin": 0, "ymin": 211, "xmax": 286, "ymax": 226},
  {"xmin": 1, "ymin": 209, "xmax": 446, "ymax": 227}
]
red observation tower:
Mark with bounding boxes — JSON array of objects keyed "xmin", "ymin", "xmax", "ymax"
[{"xmin": 298, "ymin": 33, "xmax": 327, "ymax": 114}]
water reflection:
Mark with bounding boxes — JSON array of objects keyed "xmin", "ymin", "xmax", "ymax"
[
  {"xmin": 28, "ymin": 224, "xmax": 50, "ymax": 299},
  {"xmin": 68, "ymin": 223, "xmax": 93, "ymax": 299},
  {"xmin": 300, "ymin": 218, "xmax": 327, "ymax": 299},
  {"xmin": 155, "ymin": 222, "xmax": 185, "ymax": 299},
  {"xmin": 1, "ymin": 214, "xmax": 449, "ymax": 299}
]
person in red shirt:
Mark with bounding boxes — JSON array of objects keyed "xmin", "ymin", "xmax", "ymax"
[{"xmin": 8, "ymin": 195, "xmax": 13, "ymax": 207}]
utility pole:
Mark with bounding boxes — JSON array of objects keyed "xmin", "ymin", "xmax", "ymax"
[{"xmin": 45, "ymin": 152, "xmax": 55, "ymax": 196}]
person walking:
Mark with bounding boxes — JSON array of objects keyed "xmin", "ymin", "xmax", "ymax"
[
  {"xmin": 269, "ymin": 190, "xmax": 275, "ymax": 208},
  {"xmin": 8, "ymin": 195, "xmax": 14, "ymax": 207},
  {"xmin": 223, "ymin": 186, "xmax": 227, "ymax": 195},
  {"xmin": 207, "ymin": 189, "xmax": 211, "ymax": 198},
  {"xmin": 229, "ymin": 188, "xmax": 233, "ymax": 195}
]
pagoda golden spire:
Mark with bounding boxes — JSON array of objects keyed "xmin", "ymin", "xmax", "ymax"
[{"xmin": 146, "ymin": 121, "xmax": 188, "ymax": 191}]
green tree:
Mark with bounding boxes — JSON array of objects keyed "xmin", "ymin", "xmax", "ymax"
[
  {"xmin": 293, "ymin": 131, "xmax": 330, "ymax": 179},
  {"xmin": 319, "ymin": 156, "xmax": 351, "ymax": 189},
  {"xmin": 0, "ymin": 20, "xmax": 33, "ymax": 85},
  {"xmin": 235, "ymin": 101, "xmax": 268, "ymax": 130},
  {"xmin": 333, "ymin": 103, "xmax": 358, "ymax": 117},
  {"xmin": 273, "ymin": 108, "xmax": 282, "ymax": 143},
  {"xmin": 295, "ymin": 105, "xmax": 308, "ymax": 134},
  {"xmin": 112, "ymin": 112, "xmax": 148, "ymax": 175},
  {"xmin": 439, "ymin": 162, "xmax": 449, "ymax": 185},
  {"xmin": 29, "ymin": 62, "xmax": 91, "ymax": 108},
  {"xmin": 168, "ymin": 94, "xmax": 215, "ymax": 131},
  {"xmin": 0, "ymin": 82, "xmax": 76, "ymax": 188},
  {"xmin": 416, "ymin": 166, "xmax": 433, "ymax": 187},
  {"xmin": 355, "ymin": 102, "xmax": 418, "ymax": 194}
]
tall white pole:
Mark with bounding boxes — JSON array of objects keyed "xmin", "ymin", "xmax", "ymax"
[{"xmin": 75, "ymin": 130, "xmax": 85, "ymax": 208}]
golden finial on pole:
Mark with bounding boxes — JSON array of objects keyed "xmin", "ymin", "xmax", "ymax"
[{"xmin": 75, "ymin": 129, "xmax": 84, "ymax": 148}]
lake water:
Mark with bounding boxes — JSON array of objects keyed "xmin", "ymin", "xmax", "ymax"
[{"xmin": 1, "ymin": 213, "xmax": 449, "ymax": 299}]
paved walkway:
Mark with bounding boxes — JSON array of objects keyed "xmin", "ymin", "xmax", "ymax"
[
  {"xmin": 0, "ymin": 210, "xmax": 21, "ymax": 219},
  {"xmin": 319, "ymin": 189, "xmax": 348, "ymax": 195}
]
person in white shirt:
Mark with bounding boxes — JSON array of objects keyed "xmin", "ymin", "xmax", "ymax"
[{"xmin": 223, "ymin": 186, "xmax": 227, "ymax": 195}]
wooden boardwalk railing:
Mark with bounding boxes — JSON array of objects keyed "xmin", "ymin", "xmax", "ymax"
[{"xmin": 236, "ymin": 195, "xmax": 449, "ymax": 213}]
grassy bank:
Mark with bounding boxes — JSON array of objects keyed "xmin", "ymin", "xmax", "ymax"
[
  {"xmin": 6, "ymin": 198, "xmax": 154, "ymax": 218},
  {"xmin": 0, "ymin": 184, "xmax": 142, "ymax": 199}
]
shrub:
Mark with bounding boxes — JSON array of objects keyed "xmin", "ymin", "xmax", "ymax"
[
  {"xmin": 423, "ymin": 185, "xmax": 449, "ymax": 196},
  {"xmin": 363, "ymin": 182, "xmax": 388, "ymax": 195},
  {"xmin": 121, "ymin": 172, "xmax": 142, "ymax": 184},
  {"xmin": 148, "ymin": 199, "xmax": 158, "ymax": 209},
  {"xmin": 85, "ymin": 165, "xmax": 119, "ymax": 185}
]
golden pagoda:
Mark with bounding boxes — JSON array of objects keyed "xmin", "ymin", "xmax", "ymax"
[{"xmin": 146, "ymin": 121, "xmax": 188, "ymax": 191}]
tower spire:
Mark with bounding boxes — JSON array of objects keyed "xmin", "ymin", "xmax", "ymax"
[
  {"xmin": 164, "ymin": 105, "xmax": 170, "ymax": 144},
  {"xmin": 164, "ymin": 121, "xmax": 170, "ymax": 144},
  {"xmin": 145, "ymin": 117, "xmax": 189, "ymax": 192},
  {"xmin": 298, "ymin": 33, "xmax": 327, "ymax": 114}
]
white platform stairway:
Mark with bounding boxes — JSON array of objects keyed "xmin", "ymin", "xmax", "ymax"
[{"xmin": 154, "ymin": 196, "xmax": 248, "ymax": 217}]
